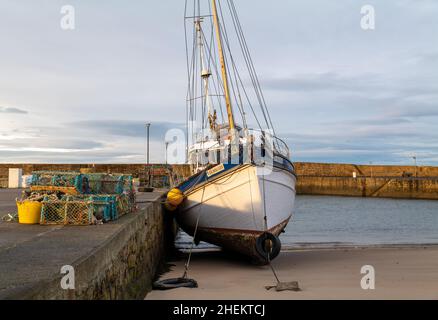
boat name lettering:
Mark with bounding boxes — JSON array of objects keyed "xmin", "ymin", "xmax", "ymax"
[{"xmin": 207, "ymin": 164, "xmax": 225, "ymax": 177}]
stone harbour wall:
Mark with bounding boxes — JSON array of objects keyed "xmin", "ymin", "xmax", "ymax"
[
  {"xmin": 1, "ymin": 163, "xmax": 438, "ymax": 200},
  {"xmin": 294, "ymin": 162, "xmax": 438, "ymax": 178},
  {"xmin": 0, "ymin": 163, "xmax": 192, "ymax": 188},
  {"xmin": 297, "ymin": 176, "xmax": 438, "ymax": 200},
  {"xmin": 15, "ymin": 197, "xmax": 175, "ymax": 300}
]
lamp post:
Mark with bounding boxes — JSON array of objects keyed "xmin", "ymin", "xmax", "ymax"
[
  {"xmin": 165, "ymin": 141, "xmax": 170, "ymax": 165},
  {"xmin": 145, "ymin": 123, "xmax": 151, "ymax": 165},
  {"xmin": 413, "ymin": 155, "xmax": 417, "ymax": 177}
]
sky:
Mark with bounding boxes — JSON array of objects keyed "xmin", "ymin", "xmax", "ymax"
[{"xmin": 0, "ymin": 0, "xmax": 437, "ymax": 165}]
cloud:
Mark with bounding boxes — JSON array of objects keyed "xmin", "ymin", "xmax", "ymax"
[
  {"xmin": 0, "ymin": 120, "xmax": 181, "ymax": 163},
  {"xmin": 0, "ymin": 149, "xmax": 144, "ymax": 164},
  {"xmin": 281, "ymin": 110, "xmax": 438, "ymax": 165},
  {"xmin": 67, "ymin": 120, "xmax": 185, "ymax": 140},
  {"xmin": 0, "ymin": 1, "xmax": 437, "ymax": 165},
  {"xmin": 418, "ymin": 52, "xmax": 438, "ymax": 64},
  {"xmin": 0, "ymin": 107, "xmax": 28, "ymax": 114},
  {"xmin": 262, "ymin": 72, "xmax": 386, "ymax": 93},
  {"xmin": 391, "ymin": 106, "xmax": 438, "ymax": 119},
  {"xmin": 7, "ymin": 139, "xmax": 105, "ymax": 151},
  {"xmin": 263, "ymin": 72, "xmax": 438, "ymax": 100}
]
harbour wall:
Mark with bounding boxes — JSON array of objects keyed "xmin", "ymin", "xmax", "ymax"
[
  {"xmin": 295, "ymin": 162, "xmax": 438, "ymax": 178},
  {"xmin": 295, "ymin": 163, "xmax": 438, "ymax": 200},
  {"xmin": 1, "ymin": 163, "xmax": 438, "ymax": 200},
  {"xmin": 297, "ymin": 176, "xmax": 438, "ymax": 200},
  {"xmin": 0, "ymin": 164, "xmax": 191, "ymax": 188}
]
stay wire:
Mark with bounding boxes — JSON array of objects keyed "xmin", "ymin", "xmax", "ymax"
[
  {"xmin": 182, "ymin": 183, "xmax": 207, "ymax": 279},
  {"xmin": 261, "ymin": 159, "xmax": 281, "ymax": 285},
  {"xmin": 226, "ymin": 0, "xmax": 269, "ymax": 129}
]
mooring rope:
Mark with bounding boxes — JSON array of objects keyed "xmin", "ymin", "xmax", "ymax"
[
  {"xmin": 261, "ymin": 161, "xmax": 282, "ymax": 285},
  {"xmin": 267, "ymin": 253, "xmax": 280, "ymax": 284},
  {"xmin": 182, "ymin": 183, "xmax": 207, "ymax": 279},
  {"xmin": 154, "ymin": 173, "xmax": 207, "ymax": 290}
]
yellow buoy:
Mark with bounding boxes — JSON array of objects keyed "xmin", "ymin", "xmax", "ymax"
[
  {"xmin": 17, "ymin": 200, "xmax": 42, "ymax": 225},
  {"xmin": 164, "ymin": 202, "xmax": 178, "ymax": 212},
  {"xmin": 167, "ymin": 188, "xmax": 184, "ymax": 207}
]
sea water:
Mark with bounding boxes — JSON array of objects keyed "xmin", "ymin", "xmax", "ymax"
[{"xmin": 175, "ymin": 195, "xmax": 438, "ymax": 249}]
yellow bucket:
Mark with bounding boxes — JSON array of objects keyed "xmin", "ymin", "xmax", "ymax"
[{"xmin": 17, "ymin": 201, "xmax": 42, "ymax": 225}]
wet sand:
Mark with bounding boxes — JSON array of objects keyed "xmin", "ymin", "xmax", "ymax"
[{"xmin": 147, "ymin": 246, "xmax": 438, "ymax": 300}]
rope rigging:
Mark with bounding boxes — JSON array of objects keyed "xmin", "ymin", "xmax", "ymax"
[{"xmin": 184, "ymin": 0, "xmax": 279, "ymax": 146}]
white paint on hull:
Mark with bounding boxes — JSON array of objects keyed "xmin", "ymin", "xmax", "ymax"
[
  {"xmin": 258, "ymin": 166, "xmax": 296, "ymax": 230},
  {"xmin": 177, "ymin": 164, "xmax": 296, "ymax": 235}
]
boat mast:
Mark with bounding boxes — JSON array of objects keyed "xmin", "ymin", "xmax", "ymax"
[
  {"xmin": 211, "ymin": 0, "xmax": 235, "ymax": 132},
  {"xmin": 195, "ymin": 19, "xmax": 216, "ymax": 132}
]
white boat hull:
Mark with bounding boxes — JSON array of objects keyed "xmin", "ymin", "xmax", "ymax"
[{"xmin": 176, "ymin": 164, "xmax": 296, "ymax": 260}]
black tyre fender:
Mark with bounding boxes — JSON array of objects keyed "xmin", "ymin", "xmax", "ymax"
[{"xmin": 255, "ymin": 232, "xmax": 282, "ymax": 261}]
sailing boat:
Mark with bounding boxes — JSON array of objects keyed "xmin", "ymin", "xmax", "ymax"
[{"xmin": 167, "ymin": 0, "xmax": 296, "ymax": 263}]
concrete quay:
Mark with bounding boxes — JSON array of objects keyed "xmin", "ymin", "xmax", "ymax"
[{"xmin": 0, "ymin": 190, "xmax": 173, "ymax": 300}]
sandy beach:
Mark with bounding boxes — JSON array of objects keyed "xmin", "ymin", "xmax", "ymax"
[{"xmin": 147, "ymin": 246, "xmax": 438, "ymax": 300}]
